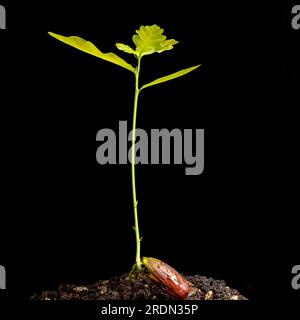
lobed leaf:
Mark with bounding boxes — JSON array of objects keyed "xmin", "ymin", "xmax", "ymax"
[
  {"xmin": 132, "ymin": 25, "xmax": 178, "ymax": 57},
  {"xmin": 48, "ymin": 32, "xmax": 135, "ymax": 72}
]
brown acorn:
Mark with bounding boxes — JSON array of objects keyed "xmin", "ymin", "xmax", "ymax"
[{"xmin": 142, "ymin": 257, "xmax": 191, "ymax": 299}]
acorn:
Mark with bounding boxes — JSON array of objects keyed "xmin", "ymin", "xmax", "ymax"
[{"xmin": 142, "ymin": 257, "xmax": 192, "ymax": 299}]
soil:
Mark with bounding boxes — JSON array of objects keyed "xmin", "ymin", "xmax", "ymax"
[{"xmin": 30, "ymin": 272, "xmax": 248, "ymax": 300}]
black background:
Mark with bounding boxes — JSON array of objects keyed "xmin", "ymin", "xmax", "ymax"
[{"xmin": 0, "ymin": 0, "xmax": 299, "ymax": 311}]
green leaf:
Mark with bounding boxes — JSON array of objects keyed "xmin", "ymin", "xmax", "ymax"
[
  {"xmin": 48, "ymin": 32, "xmax": 135, "ymax": 72},
  {"xmin": 115, "ymin": 42, "xmax": 136, "ymax": 55},
  {"xmin": 140, "ymin": 64, "xmax": 201, "ymax": 90},
  {"xmin": 132, "ymin": 25, "xmax": 178, "ymax": 57}
]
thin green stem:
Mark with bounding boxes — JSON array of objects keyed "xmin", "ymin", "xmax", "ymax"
[{"xmin": 132, "ymin": 58, "xmax": 142, "ymax": 270}]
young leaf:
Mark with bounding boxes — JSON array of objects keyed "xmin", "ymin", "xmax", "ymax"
[
  {"xmin": 48, "ymin": 32, "xmax": 135, "ymax": 72},
  {"xmin": 132, "ymin": 25, "xmax": 178, "ymax": 57},
  {"xmin": 115, "ymin": 43, "xmax": 136, "ymax": 56},
  {"xmin": 140, "ymin": 64, "xmax": 201, "ymax": 90}
]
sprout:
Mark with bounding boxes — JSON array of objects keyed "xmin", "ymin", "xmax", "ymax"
[{"xmin": 48, "ymin": 25, "xmax": 201, "ymax": 298}]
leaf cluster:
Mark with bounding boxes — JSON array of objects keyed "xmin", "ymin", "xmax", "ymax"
[{"xmin": 49, "ymin": 25, "xmax": 200, "ymax": 89}]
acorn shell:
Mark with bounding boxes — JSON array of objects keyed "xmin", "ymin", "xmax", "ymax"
[{"xmin": 142, "ymin": 257, "xmax": 191, "ymax": 299}]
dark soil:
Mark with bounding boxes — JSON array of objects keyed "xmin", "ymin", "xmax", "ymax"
[{"xmin": 30, "ymin": 273, "xmax": 247, "ymax": 300}]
